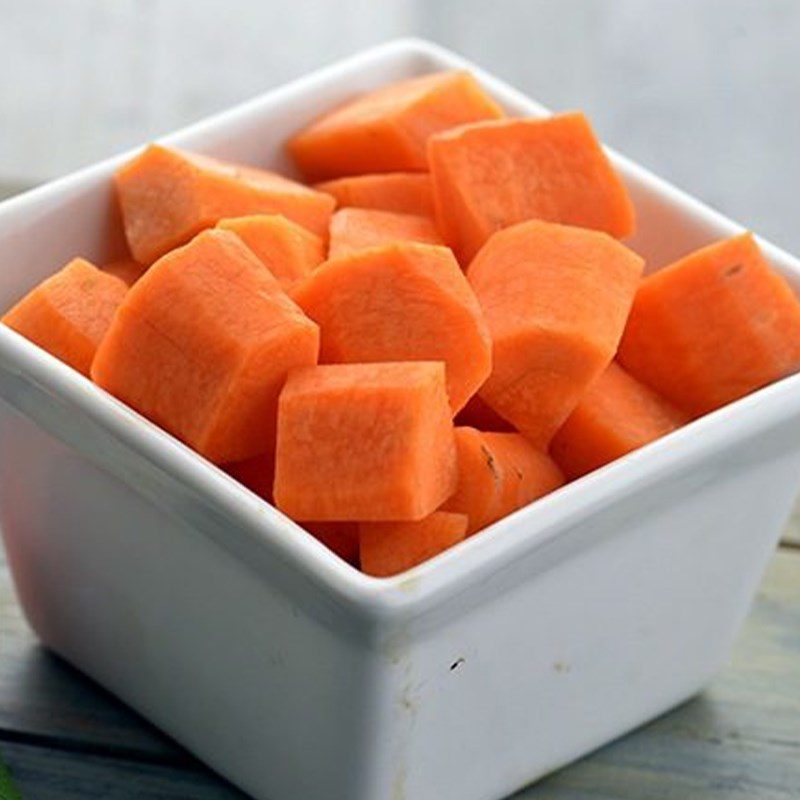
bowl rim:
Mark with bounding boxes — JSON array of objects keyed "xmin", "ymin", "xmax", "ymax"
[{"xmin": 2, "ymin": 37, "xmax": 800, "ymax": 623}]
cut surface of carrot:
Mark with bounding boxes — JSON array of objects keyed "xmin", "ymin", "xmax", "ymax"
[
  {"xmin": 217, "ymin": 214, "xmax": 325, "ymax": 289},
  {"xmin": 2, "ymin": 258, "xmax": 127, "ymax": 376},
  {"xmin": 115, "ymin": 144, "xmax": 335, "ymax": 263},
  {"xmin": 550, "ymin": 362, "xmax": 688, "ymax": 479},
  {"xmin": 273, "ymin": 362, "xmax": 457, "ymax": 521},
  {"xmin": 468, "ymin": 220, "xmax": 643, "ymax": 446},
  {"xmin": 359, "ymin": 511, "xmax": 467, "ymax": 577},
  {"xmin": 293, "ymin": 243, "xmax": 491, "ymax": 414},
  {"xmin": 443, "ymin": 427, "xmax": 563, "ymax": 535},
  {"xmin": 102, "ymin": 257, "xmax": 149, "ymax": 287},
  {"xmin": 91, "ymin": 229, "xmax": 319, "ymax": 464},
  {"xmin": 618, "ymin": 233, "xmax": 800, "ymax": 416},
  {"xmin": 288, "ymin": 70, "xmax": 503, "ymax": 180},
  {"xmin": 315, "ymin": 173, "xmax": 434, "ymax": 217},
  {"xmin": 328, "ymin": 208, "xmax": 444, "ymax": 258},
  {"xmin": 429, "ymin": 112, "xmax": 636, "ymax": 263}
]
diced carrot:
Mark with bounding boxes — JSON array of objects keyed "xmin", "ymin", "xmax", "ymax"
[
  {"xmin": 115, "ymin": 144, "xmax": 335, "ymax": 263},
  {"xmin": 443, "ymin": 427, "xmax": 563, "ymax": 535},
  {"xmin": 217, "ymin": 214, "xmax": 325, "ymax": 290},
  {"xmin": 618, "ymin": 233, "xmax": 800, "ymax": 416},
  {"xmin": 455, "ymin": 394, "xmax": 515, "ymax": 432},
  {"xmin": 2, "ymin": 258, "xmax": 127, "ymax": 376},
  {"xmin": 292, "ymin": 243, "xmax": 491, "ymax": 414},
  {"xmin": 302, "ymin": 522, "xmax": 360, "ymax": 565},
  {"xmin": 359, "ymin": 511, "xmax": 467, "ymax": 577},
  {"xmin": 328, "ymin": 208, "xmax": 444, "ymax": 258},
  {"xmin": 315, "ymin": 172, "xmax": 434, "ymax": 217},
  {"xmin": 91, "ymin": 229, "xmax": 319, "ymax": 464},
  {"xmin": 288, "ymin": 70, "xmax": 503, "ymax": 180},
  {"xmin": 429, "ymin": 112, "xmax": 636, "ymax": 263},
  {"xmin": 487, "ymin": 433, "xmax": 565, "ymax": 518},
  {"xmin": 102, "ymin": 257, "xmax": 148, "ymax": 287},
  {"xmin": 468, "ymin": 220, "xmax": 643, "ymax": 446},
  {"xmin": 550, "ymin": 362, "xmax": 688, "ymax": 479},
  {"xmin": 273, "ymin": 362, "xmax": 457, "ymax": 521},
  {"xmin": 225, "ymin": 453, "xmax": 275, "ymax": 502}
]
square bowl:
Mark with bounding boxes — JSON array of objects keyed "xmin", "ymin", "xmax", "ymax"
[{"xmin": 2, "ymin": 39, "xmax": 800, "ymax": 800}]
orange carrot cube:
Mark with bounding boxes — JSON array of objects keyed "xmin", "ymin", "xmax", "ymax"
[
  {"xmin": 273, "ymin": 362, "xmax": 457, "ymax": 521},
  {"xmin": 3, "ymin": 258, "xmax": 127, "ymax": 376},
  {"xmin": 92, "ymin": 229, "xmax": 319, "ymax": 464}
]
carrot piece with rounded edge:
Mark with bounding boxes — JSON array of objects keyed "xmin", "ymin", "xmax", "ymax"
[
  {"xmin": 429, "ymin": 112, "xmax": 636, "ymax": 263},
  {"xmin": 486, "ymin": 433, "xmax": 565, "ymax": 519},
  {"xmin": 456, "ymin": 394, "xmax": 515, "ymax": 432},
  {"xmin": 217, "ymin": 214, "xmax": 325, "ymax": 290},
  {"xmin": 315, "ymin": 173, "xmax": 434, "ymax": 217},
  {"xmin": 550, "ymin": 362, "xmax": 688, "ymax": 479},
  {"xmin": 618, "ymin": 233, "xmax": 800, "ymax": 416},
  {"xmin": 441, "ymin": 428, "xmax": 501, "ymax": 535},
  {"xmin": 2, "ymin": 258, "xmax": 127, "ymax": 376},
  {"xmin": 224, "ymin": 453, "xmax": 275, "ymax": 502},
  {"xmin": 273, "ymin": 362, "xmax": 457, "ymax": 522},
  {"xmin": 102, "ymin": 257, "xmax": 148, "ymax": 287},
  {"xmin": 360, "ymin": 511, "xmax": 467, "ymax": 577},
  {"xmin": 302, "ymin": 522, "xmax": 359, "ymax": 565},
  {"xmin": 115, "ymin": 144, "xmax": 335, "ymax": 263},
  {"xmin": 328, "ymin": 208, "xmax": 444, "ymax": 258},
  {"xmin": 92, "ymin": 229, "xmax": 319, "ymax": 464},
  {"xmin": 288, "ymin": 70, "xmax": 503, "ymax": 181},
  {"xmin": 468, "ymin": 220, "xmax": 643, "ymax": 447},
  {"xmin": 443, "ymin": 427, "xmax": 563, "ymax": 536},
  {"xmin": 292, "ymin": 243, "xmax": 491, "ymax": 414}
]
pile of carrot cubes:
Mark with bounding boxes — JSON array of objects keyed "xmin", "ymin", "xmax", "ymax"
[{"xmin": 6, "ymin": 70, "xmax": 800, "ymax": 576}]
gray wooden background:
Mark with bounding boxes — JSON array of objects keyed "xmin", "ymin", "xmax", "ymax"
[{"xmin": 2, "ymin": 0, "xmax": 800, "ymax": 255}]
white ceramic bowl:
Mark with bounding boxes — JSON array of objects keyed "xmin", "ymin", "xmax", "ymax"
[{"xmin": 1, "ymin": 39, "xmax": 799, "ymax": 800}]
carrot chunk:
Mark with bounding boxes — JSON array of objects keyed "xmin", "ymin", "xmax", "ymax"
[
  {"xmin": 225, "ymin": 453, "xmax": 275, "ymax": 502},
  {"xmin": 288, "ymin": 70, "xmax": 503, "ymax": 180},
  {"xmin": 618, "ymin": 233, "xmax": 800, "ymax": 416},
  {"xmin": 273, "ymin": 362, "xmax": 457, "ymax": 521},
  {"xmin": 293, "ymin": 243, "xmax": 491, "ymax": 414},
  {"xmin": 455, "ymin": 394, "xmax": 514, "ymax": 432},
  {"xmin": 315, "ymin": 172, "xmax": 434, "ymax": 217},
  {"xmin": 443, "ymin": 428, "xmax": 563, "ymax": 535},
  {"xmin": 550, "ymin": 362, "xmax": 688, "ymax": 479},
  {"xmin": 328, "ymin": 208, "xmax": 444, "ymax": 258},
  {"xmin": 91, "ymin": 229, "xmax": 319, "ymax": 464},
  {"xmin": 115, "ymin": 144, "xmax": 334, "ymax": 263},
  {"xmin": 217, "ymin": 214, "xmax": 325, "ymax": 290},
  {"xmin": 468, "ymin": 220, "xmax": 643, "ymax": 446},
  {"xmin": 101, "ymin": 257, "xmax": 149, "ymax": 287},
  {"xmin": 360, "ymin": 511, "xmax": 467, "ymax": 577},
  {"xmin": 2, "ymin": 258, "xmax": 127, "ymax": 376},
  {"xmin": 429, "ymin": 112, "xmax": 636, "ymax": 263},
  {"xmin": 302, "ymin": 522, "xmax": 360, "ymax": 565}
]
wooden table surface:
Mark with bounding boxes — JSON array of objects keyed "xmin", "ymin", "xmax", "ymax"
[{"xmin": 0, "ymin": 529, "xmax": 798, "ymax": 799}]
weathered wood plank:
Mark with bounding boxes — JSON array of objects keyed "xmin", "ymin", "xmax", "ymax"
[
  {"xmin": 0, "ymin": 741, "xmax": 246, "ymax": 800},
  {"xmin": 0, "ymin": 548, "xmax": 797, "ymax": 798}
]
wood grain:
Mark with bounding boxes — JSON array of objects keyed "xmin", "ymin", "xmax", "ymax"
[
  {"xmin": 0, "ymin": 547, "xmax": 797, "ymax": 799},
  {"xmin": 0, "ymin": 742, "xmax": 246, "ymax": 800}
]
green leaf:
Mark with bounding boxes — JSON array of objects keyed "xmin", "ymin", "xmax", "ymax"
[{"xmin": 0, "ymin": 753, "xmax": 22, "ymax": 800}]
